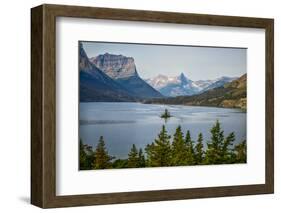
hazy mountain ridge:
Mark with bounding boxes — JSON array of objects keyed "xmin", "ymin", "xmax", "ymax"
[
  {"xmin": 144, "ymin": 74, "xmax": 247, "ymax": 110},
  {"xmin": 146, "ymin": 73, "xmax": 237, "ymax": 97}
]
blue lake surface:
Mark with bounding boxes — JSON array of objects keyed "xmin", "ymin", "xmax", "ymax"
[{"xmin": 79, "ymin": 102, "xmax": 246, "ymax": 159}]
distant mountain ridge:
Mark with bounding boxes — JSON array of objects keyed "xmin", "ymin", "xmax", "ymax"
[
  {"xmin": 144, "ymin": 74, "xmax": 247, "ymax": 109},
  {"xmin": 80, "ymin": 43, "xmax": 244, "ymax": 105},
  {"xmin": 146, "ymin": 73, "xmax": 237, "ymax": 97}
]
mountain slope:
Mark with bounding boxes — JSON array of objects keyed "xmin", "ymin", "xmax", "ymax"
[
  {"xmin": 146, "ymin": 73, "xmax": 201, "ymax": 96},
  {"xmin": 144, "ymin": 74, "xmax": 247, "ymax": 109},
  {"xmin": 79, "ymin": 44, "xmax": 135, "ymax": 102},
  {"xmin": 146, "ymin": 73, "xmax": 236, "ymax": 97},
  {"xmin": 90, "ymin": 54, "xmax": 163, "ymax": 99},
  {"xmin": 200, "ymin": 76, "xmax": 237, "ymax": 92}
]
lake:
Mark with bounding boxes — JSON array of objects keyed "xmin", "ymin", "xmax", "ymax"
[{"xmin": 79, "ymin": 102, "xmax": 246, "ymax": 159}]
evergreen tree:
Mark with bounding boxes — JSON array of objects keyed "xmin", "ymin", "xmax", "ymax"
[
  {"xmin": 221, "ymin": 132, "xmax": 235, "ymax": 163},
  {"xmin": 79, "ymin": 139, "xmax": 87, "ymax": 170},
  {"xmin": 94, "ymin": 136, "xmax": 112, "ymax": 169},
  {"xmin": 195, "ymin": 133, "xmax": 204, "ymax": 164},
  {"xmin": 145, "ymin": 125, "xmax": 172, "ymax": 167},
  {"xmin": 234, "ymin": 140, "xmax": 247, "ymax": 163},
  {"xmin": 112, "ymin": 159, "xmax": 128, "ymax": 168},
  {"xmin": 171, "ymin": 126, "xmax": 188, "ymax": 166},
  {"xmin": 138, "ymin": 148, "xmax": 146, "ymax": 167},
  {"xmin": 128, "ymin": 144, "xmax": 139, "ymax": 168},
  {"xmin": 79, "ymin": 139, "xmax": 95, "ymax": 170},
  {"xmin": 185, "ymin": 130, "xmax": 195, "ymax": 165},
  {"xmin": 145, "ymin": 142, "xmax": 155, "ymax": 166},
  {"xmin": 204, "ymin": 120, "xmax": 225, "ymax": 164}
]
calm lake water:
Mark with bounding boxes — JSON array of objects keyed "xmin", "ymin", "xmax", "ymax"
[{"xmin": 79, "ymin": 102, "xmax": 246, "ymax": 159}]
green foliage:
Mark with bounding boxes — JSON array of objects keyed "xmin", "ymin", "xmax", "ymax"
[
  {"xmin": 204, "ymin": 120, "xmax": 225, "ymax": 164},
  {"xmin": 79, "ymin": 120, "xmax": 247, "ymax": 170},
  {"xmin": 185, "ymin": 130, "xmax": 196, "ymax": 165},
  {"xmin": 145, "ymin": 125, "xmax": 172, "ymax": 167},
  {"xmin": 195, "ymin": 133, "xmax": 204, "ymax": 164},
  {"xmin": 128, "ymin": 144, "xmax": 139, "ymax": 168},
  {"xmin": 171, "ymin": 126, "xmax": 188, "ymax": 166},
  {"xmin": 79, "ymin": 139, "xmax": 95, "ymax": 170},
  {"xmin": 222, "ymin": 132, "xmax": 235, "ymax": 163},
  {"xmin": 94, "ymin": 136, "xmax": 113, "ymax": 169},
  {"xmin": 234, "ymin": 140, "xmax": 246, "ymax": 163},
  {"xmin": 112, "ymin": 159, "xmax": 128, "ymax": 168},
  {"xmin": 138, "ymin": 148, "xmax": 146, "ymax": 167},
  {"xmin": 204, "ymin": 120, "xmax": 239, "ymax": 164}
]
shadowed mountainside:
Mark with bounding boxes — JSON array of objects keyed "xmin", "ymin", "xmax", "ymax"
[
  {"xmin": 90, "ymin": 54, "xmax": 163, "ymax": 99},
  {"xmin": 79, "ymin": 44, "xmax": 136, "ymax": 102}
]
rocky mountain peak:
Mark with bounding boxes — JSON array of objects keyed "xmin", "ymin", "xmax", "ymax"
[
  {"xmin": 178, "ymin": 72, "xmax": 191, "ymax": 84},
  {"xmin": 79, "ymin": 42, "xmax": 96, "ymax": 72},
  {"xmin": 90, "ymin": 53, "xmax": 138, "ymax": 79}
]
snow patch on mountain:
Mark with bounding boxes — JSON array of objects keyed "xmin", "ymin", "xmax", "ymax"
[{"xmin": 146, "ymin": 73, "xmax": 237, "ymax": 97}]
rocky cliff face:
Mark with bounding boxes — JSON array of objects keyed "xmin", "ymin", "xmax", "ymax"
[
  {"xmin": 79, "ymin": 43, "xmax": 135, "ymax": 102},
  {"xmin": 90, "ymin": 53, "xmax": 163, "ymax": 99},
  {"xmin": 90, "ymin": 54, "xmax": 138, "ymax": 79}
]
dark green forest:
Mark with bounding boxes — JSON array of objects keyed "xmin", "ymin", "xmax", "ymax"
[{"xmin": 79, "ymin": 120, "xmax": 246, "ymax": 170}]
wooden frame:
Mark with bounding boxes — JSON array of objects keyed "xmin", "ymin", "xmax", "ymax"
[{"xmin": 31, "ymin": 4, "xmax": 274, "ymax": 208}]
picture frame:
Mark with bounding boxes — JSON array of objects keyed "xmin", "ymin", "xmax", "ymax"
[{"xmin": 31, "ymin": 4, "xmax": 274, "ymax": 208}]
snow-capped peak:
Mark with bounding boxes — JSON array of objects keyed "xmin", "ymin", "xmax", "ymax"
[{"xmin": 146, "ymin": 73, "xmax": 238, "ymax": 97}]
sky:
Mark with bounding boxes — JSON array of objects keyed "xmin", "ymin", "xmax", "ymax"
[{"xmin": 82, "ymin": 41, "xmax": 246, "ymax": 81}]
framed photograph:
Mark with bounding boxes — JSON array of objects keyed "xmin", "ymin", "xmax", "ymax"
[{"xmin": 31, "ymin": 4, "xmax": 274, "ymax": 208}]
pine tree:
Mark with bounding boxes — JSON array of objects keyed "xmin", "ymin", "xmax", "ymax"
[
  {"xmin": 145, "ymin": 142, "xmax": 155, "ymax": 166},
  {"xmin": 79, "ymin": 139, "xmax": 95, "ymax": 170},
  {"xmin": 234, "ymin": 140, "xmax": 246, "ymax": 163},
  {"xmin": 145, "ymin": 125, "xmax": 172, "ymax": 167},
  {"xmin": 138, "ymin": 148, "xmax": 146, "ymax": 167},
  {"xmin": 221, "ymin": 132, "xmax": 235, "ymax": 163},
  {"xmin": 79, "ymin": 139, "xmax": 87, "ymax": 170},
  {"xmin": 185, "ymin": 130, "xmax": 195, "ymax": 165},
  {"xmin": 195, "ymin": 133, "xmax": 204, "ymax": 164},
  {"xmin": 171, "ymin": 126, "xmax": 188, "ymax": 166},
  {"xmin": 204, "ymin": 120, "xmax": 225, "ymax": 164},
  {"xmin": 94, "ymin": 136, "xmax": 112, "ymax": 169},
  {"xmin": 112, "ymin": 159, "xmax": 128, "ymax": 168},
  {"xmin": 128, "ymin": 144, "xmax": 139, "ymax": 168}
]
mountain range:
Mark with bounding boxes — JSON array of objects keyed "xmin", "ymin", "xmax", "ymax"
[
  {"xmin": 90, "ymin": 54, "xmax": 162, "ymax": 99},
  {"xmin": 79, "ymin": 43, "xmax": 246, "ymax": 109},
  {"xmin": 79, "ymin": 44, "xmax": 163, "ymax": 102},
  {"xmin": 146, "ymin": 73, "xmax": 237, "ymax": 97},
  {"xmin": 144, "ymin": 74, "xmax": 247, "ymax": 109}
]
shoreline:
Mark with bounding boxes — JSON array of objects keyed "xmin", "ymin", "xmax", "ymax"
[{"xmin": 80, "ymin": 100, "xmax": 247, "ymax": 111}]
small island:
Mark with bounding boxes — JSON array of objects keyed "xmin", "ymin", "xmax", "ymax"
[{"xmin": 161, "ymin": 109, "xmax": 171, "ymax": 119}]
